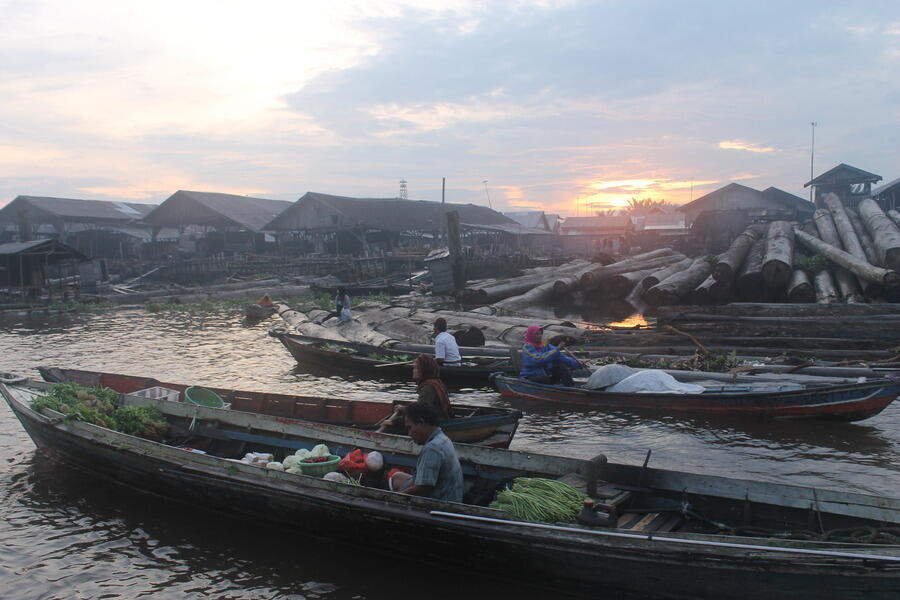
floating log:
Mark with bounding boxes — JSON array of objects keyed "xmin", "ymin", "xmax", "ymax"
[
  {"xmin": 846, "ymin": 207, "xmax": 881, "ymax": 266},
  {"xmin": 274, "ymin": 304, "xmax": 348, "ymax": 341},
  {"xmin": 735, "ymin": 239, "xmax": 766, "ymax": 301},
  {"xmin": 812, "ymin": 209, "xmax": 864, "ymax": 303},
  {"xmin": 602, "ymin": 267, "xmax": 663, "ymax": 299},
  {"xmin": 785, "ymin": 269, "xmax": 815, "ymax": 303},
  {"xmin": 761, "ymin": 220, "xmax": 794, "ymax": 290},
  {"xmin": 687, "ymin": 275, "xmax": 730, "ymax": 305},
  {"xmin": 579, "ymin": 248, "xmax": 682, "ymax": 290},
  {"xmin": 712, "ymin": 225, "xmax": 761, "ymax": 284},
  {"xmin": 793, "ymin": 227, "xmax": 900, "ymax": 290},
  {"xmin": 858, "ymin": 198, "xmax": 900, "ymax": 271},
  {"xmin": 458, "ymin": 260, "xmax": 590, "ymax": 303},
  {"xmin": 641, "ymin": 257, "xmax": 693, "ymax": 291},
  {"xmin": 643, "ymin": 258, "xmax": 713, "ymax": 308}
]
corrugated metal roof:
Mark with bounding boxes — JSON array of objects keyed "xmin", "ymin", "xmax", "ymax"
[
  {"xmin": 265, "ymin": 192, "xmax": 514, "ymax": 232},
  {"xmin": 0, "ymin": 196, "xmax": 157, "ymax": 222},
  {"xmin": 502, "ymin": 211, "xmax": 549, "ymax": 230},
  {"xmin": 0, "ymin": 238, "xmax": 88, "ymax": 260},
  {"xmin": 143, "ymin": 190, "xmax": 293, "ymax": 232},
  {"xmin": 872, "ymin": 176, "xmax": 900, "ymax": 197},
  {"xmin": 560, "ymin": 215, "xmax": 632, "ymax": 232},
  {"xmin": 642, "ymin": 212, "xmax": 686, "ymax": 230},
  {"xmin": 462, "ymin": 222, "xmax": 552, "ymax": 235}
]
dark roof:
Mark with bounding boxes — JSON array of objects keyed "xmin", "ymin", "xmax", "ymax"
[
  {"xmin": 560, "ymin": 215, "xmax": 632, "ymax": 232},
  {"xmin": 678, "ymin": 182, "xmax": 758, "ymax": 212},
  {"xmin": 804, "ymin": 163, "xmax": 882, "ymax": 188},
  {"xmin": 143, "ymin": 190, "xmax": 293, "ymax": 232},
  {"xmin": 761, "ymin": 187, "xmax": 814, "ymax": 213},
  {"xmin": 0, "ymin": 196, "xmax": 156, "ymax": 223},
  {"xmin": 264, "ymin": 192, "xmax": 514, "ymax": 232},
  {"xmin": 0, "ymin": 238, "xmax": 88, "ymax": 260}
]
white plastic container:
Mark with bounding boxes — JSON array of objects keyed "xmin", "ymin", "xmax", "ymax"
[{"xmin": 132, "ymin": 386, "xmax": 181, "ymax": 403}]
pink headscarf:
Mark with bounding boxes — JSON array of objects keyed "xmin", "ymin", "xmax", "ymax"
[{"xmin": 524, "ymin": 325, "xmax": 543, "ymax": 347}]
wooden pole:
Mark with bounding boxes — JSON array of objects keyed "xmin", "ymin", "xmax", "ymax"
[{"xmin": 446, "ymin": 210, "xmax": 465, "ymax": 293}]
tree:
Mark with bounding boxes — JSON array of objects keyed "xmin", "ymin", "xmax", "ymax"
[{"xmin": 626, "ymin": 197, "xmax": 671, "ymax": 215}]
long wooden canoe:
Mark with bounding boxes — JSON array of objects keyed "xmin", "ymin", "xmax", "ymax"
[
  {"xmin": 491, "ymin": 372, "xmax": 900, "ymax": 421},
  {"xmin": 272, "ymin": 331, "xmax": 516, "ymax": 381},
  {"xmin": 4, "ymin": 377, "xmax": 900, "ymax": 599},
  {"xmin": 38, "ymin": 367, "xmax": 521, "ymax": 448}
]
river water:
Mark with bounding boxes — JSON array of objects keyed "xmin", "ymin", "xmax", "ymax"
[{"xmin": 1, "ymin": 308, "xmax": 899, "ymax": 599}]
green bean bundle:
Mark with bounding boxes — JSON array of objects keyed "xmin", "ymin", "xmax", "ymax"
[{"xmin": 489, "ymin": 478, "xmax": 586, "ymax": 523}]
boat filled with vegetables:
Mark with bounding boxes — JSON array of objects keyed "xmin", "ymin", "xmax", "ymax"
[
  {"xmin": 38, "ymin": 366, "xmax": 521, "ymax": 448},
  {"xmin": 3, "ymin": 376, "xmax": 900, "ymax": 599}
]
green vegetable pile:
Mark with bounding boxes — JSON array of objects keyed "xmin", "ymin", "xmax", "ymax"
[
  {"xmin": 365, "ymin": 352, "xmax": 412, "ymax": 362},
  {"xmin": 31, "ymin": 382, "xmax": 169, "ymax": 442},
  {"xmin": 489, "ymin": 478, "xmax": 586, "ymax": 523}
]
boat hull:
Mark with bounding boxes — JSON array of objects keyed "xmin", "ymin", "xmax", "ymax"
[
  {"xmin": 5, "ymin": 392, "xmax": 900, "ymax": 600},
  {"xmin": 275, "ymin": 332, "xmax": 514, "ymax": 381},
  {"xmin": 492, "ymin": 374, "xmax": 899, "ymax": 421}
]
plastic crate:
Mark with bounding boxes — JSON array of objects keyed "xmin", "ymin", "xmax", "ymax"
[{"xmin": 133, "ymin": 386, "xmax": 181, "ymax": 403}]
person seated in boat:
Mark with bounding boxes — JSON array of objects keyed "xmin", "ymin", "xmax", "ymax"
[
  {"xmin": 520, "ymin": 325, "xmax": 580, "ymax": 387},
  {"xmin": 332, "ymin": 287, "xmax": 352, "ymax": 323},
  {"xmin": 257, "ymin": 294, "xmax": 274, "ymax": 307},
  {"xmin": 377, "ymin": 354, "xmax": 452, "ymax": 433},
  {"xmin": 433, "ymin": 318, "xmax": 461, "ymax": 367},
  {"xmin": 388, "ymin": 401, "xmax": 464, "ymax": 503}
]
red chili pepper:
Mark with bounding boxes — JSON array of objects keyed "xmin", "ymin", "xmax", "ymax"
[{"xmin": 302, "ymin": 456, "xmax": 332, "ymax": 463}]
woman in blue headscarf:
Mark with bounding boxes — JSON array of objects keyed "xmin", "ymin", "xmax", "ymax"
[{"xmin": 519, "ymin": 325, "xmax": 580, "ymax": 387}]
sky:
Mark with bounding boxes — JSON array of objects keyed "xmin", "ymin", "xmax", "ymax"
[{"xmin": 2, "ymin": 0, "xmax": 899, "ymax": 216}]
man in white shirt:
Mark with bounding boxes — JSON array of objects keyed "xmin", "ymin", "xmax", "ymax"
[{"xmin": 433, "ymin": 318, "xmax": 461, "ymax": 366}]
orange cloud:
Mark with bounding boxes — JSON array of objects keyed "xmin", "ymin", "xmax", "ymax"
[{"xmin": 718, "ymin": 140, "xmax": 776, "ymax": 153}]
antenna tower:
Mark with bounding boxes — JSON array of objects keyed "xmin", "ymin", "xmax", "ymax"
[
  {"xmin": 482, "ymin": 180, "xmax": 492, "ymax": 209},
  {"xmin": 399, "ymin": 179, "xmax": 408, "ymax": 200}
]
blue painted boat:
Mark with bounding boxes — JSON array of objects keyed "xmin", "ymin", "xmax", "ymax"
[{"xmin": 491, "ymin": 372, "xmax": 900, "ymax": 421}]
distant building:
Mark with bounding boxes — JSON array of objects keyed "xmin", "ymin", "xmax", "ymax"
[
  {"xmin": 502, "ymin": 211, "xmax": 552, "ymax": 231},
  {"xmin": 804, "ymin": 163, "xmax": 882, "ymax": 209},
  {"xmin": 872, "ymin": 176, "xmax": 900, "ymax": 212},
  {"xmin": 263, "ymin": 192, "xmax": 516, "ymax": 255},
  {"xmin": 558, "ymin": 215, "xmax": 633, "ymax": 255},
  {"xmin": 0, "ymin": 195, "xmax": 161, "ymax": 258},
  {"xmin": 679, "ymin": 183, "xmax": 813, "ymax": 254},
  {"xmin": 634, "ymin": 211, "xmax": 690, "ymax": 251},
  {"xmin": 142, "ymin": 190, "xmax": 293, "ymax": 255},
  {"xmin": 0, "ymin": 238, "xmax": 91, "ymax": 300}
]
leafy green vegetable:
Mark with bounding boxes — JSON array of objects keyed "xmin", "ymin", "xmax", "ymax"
[{"xmin": 31, "ymin": 383, "xmax": 168, "ymax": 441}]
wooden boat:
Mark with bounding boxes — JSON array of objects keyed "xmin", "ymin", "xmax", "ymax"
[
  {"xmin": 4, "ymin": 377, "xmax": 900, "ymax": 599},
  {"xmin": 272, "ymin": 331, "xmax": 516, "ymax": 381},
  {"xmin": 491, "ymin": 371, "xmax": 900, "ymax": 421},
  {"xmin": 38, "ymin": 367, "xmax": 521, "ymax": 447},
  {"xmin": 244, "ymin": 303, "xmax": 277, "ymax": 319}
]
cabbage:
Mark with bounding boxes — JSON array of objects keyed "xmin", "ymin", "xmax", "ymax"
[
  {"xmin": 365, "ymin": 451, "xmax": 384, "ymax": 471},
  {"xmin": 323, "ymin": 472, "xmax": 349, "ymax": 483},
  {"xmin": 283, "ymin": 455, "xmax": 302, "ymax": 469},
  {"xmin": 266, "ymin": 462, "xmax": 284, "ymax": 471},
  {"xmin": 294, "ymin": 448, "xmax": 311, "ymax": 459},
  {"xmin": 285, "ymin": 466, "xmax": 303, "ymax": 474},
  {"xmin": 310, "ymin": 444, "xmax": 330, "ymax": 457}
]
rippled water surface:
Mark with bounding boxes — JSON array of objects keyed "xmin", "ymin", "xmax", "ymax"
[{"xmin": 2, "ymin": 308, "xmax": 899, "ymax": 599}]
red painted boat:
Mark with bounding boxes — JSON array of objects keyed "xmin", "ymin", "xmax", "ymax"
[
  {"xmin": 38, "ymin": 367, "xmax": 521, "ymax": 447},
  {"xmin": 491, "ymin": 372, "xmax": 900, "ymax": 421}
]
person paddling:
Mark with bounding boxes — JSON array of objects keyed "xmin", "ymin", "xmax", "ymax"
[{"xmin": 519, "ymin": 325, "xmax": 580, "ymax": 387}]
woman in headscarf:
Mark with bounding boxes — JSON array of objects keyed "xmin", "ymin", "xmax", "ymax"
[
  {"xmin": 520, "ymin": 325, "xmax": 581, "ymax": 387},
  {"xmin": 376, "ymin": 354, "xmax": 451, "ymax": 433},
  {"xmin": 412, "ymin": 353, "xmax": 452, "ymax": 419}
]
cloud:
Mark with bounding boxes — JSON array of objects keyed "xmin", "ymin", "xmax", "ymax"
[{"xmin": 718, "ymin": 141, "xmax": 778, "ymax": 153}]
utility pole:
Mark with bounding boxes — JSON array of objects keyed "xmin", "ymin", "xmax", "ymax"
[
  {"xmin": 810, "ymin": 121, "xmax": 817, "ymax": 203},
  {"xmin": 442, "ymin": 177, "xmax": 445, "ymax": 204}
]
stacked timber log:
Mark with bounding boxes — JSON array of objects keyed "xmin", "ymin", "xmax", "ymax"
[
  {"xmin": 488, "ymin": 249, "xmax": 687, "ymax": 316},
  {"xmin": 614, "ymin": 194, "xmax": 900, "ymax": 310}
]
